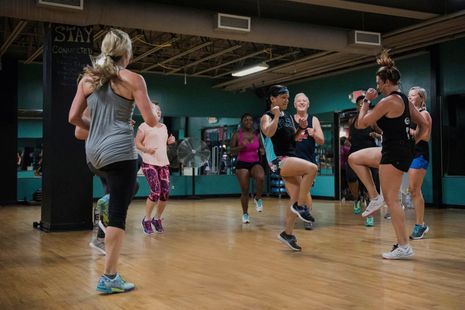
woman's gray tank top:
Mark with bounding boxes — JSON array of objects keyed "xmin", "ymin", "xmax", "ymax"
[{"xmin": 85, "ymin": 82, "xmax": 137, "ymax": 169}]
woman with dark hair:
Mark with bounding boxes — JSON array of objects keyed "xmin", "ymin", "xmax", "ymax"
[
  {"xmin": 348, "ymin": 50, "xmax": 428, "ymax": 259},
  {"xmin": 69, "ymin": 29, "xmax": 157, "ymax": 293},
  {"xmin": 230, "ymin": 113, "xmax": 265, "ymax": 224},
  {"xmin": 260, "ymin": 85, "xmax": 318, "ymax": 251},
  {"xmin": 407, "ymin": 86, "xmax": 432, "ymax": 239},
  {"xmin": 346, "ymin": 94, "xmax": 382, "ymax": 227}
]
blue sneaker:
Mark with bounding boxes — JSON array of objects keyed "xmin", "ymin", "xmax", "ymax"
[
  {"xmin": 96, "ymin": 273, "xmax": 135, "ymax": 294},
  {"xmin": 290, "ymin": 203, "xmax": 315, "ymax": 223},
  {"xmin": 410, "ymin": 224, "xmax": 429, "ymax": 240},
  {"xmin": 353, "ymin": 200, "xmax": 361, "ymax": 215},
  {"xmin": 97, "ymin": 194, "xmax": 110, "ymax": 226},
  {"xmin": 254, "ymin": 198, "xmax": 264, "ymax": 212},
  {"xmin": 365, "ymin": 216, "xmax": 374, "ymax": 227},
  {"xmin": 242, "ymin": 213, "xmax": 250, "ymax": 224}
]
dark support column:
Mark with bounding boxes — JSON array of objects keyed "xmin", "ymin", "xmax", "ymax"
[
  {"xmin": 40, "ymin": 24, "xmax": 93, "ymax": 231},
  {"xmin": 334, "ymin": 112, "xmax": 340, "ymax": 200},
  {"xmin": 0, "ymin": 59, "xmax": 18, "ymax": 205},
  {"xmin": 429, "ymin": 45, "xmax": 443, "ymax": 208}
]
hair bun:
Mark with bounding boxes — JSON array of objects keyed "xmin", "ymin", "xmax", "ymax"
[{"xmin": 376, "ymin": 49, "xmax": 395, "ymax": 68}]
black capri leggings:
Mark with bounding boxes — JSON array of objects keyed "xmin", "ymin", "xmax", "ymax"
[{"xmin": 99, "ymin": 159, "xmax": 137, "ymax": 230}]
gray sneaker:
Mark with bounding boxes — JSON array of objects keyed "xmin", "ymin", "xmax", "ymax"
[
  {"xmin": 382, "ymin": 244, "xmax": 414, "ymax": 259},
  {"xmin": 362, "ymin": 195, "xmax": 384, "ymax": 217},
  {"xmin": 89, "ymin": 238, "xmax": 106, "ymax": 255},
  {"xmin": 304, "ymin": 221, "xmax": 313, "ymax": 230}
]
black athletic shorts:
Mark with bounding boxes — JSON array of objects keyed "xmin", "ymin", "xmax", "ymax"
[
  {"xmin": 235, "ymin": 161, "xmax": 261, "ymax": 171},
  {"xmin": 380, "ymin": 144, "xmax": 414, "ymax": 172}
]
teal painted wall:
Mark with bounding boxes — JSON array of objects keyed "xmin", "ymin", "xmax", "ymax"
[
  {"xmin": 18, "ymin": 120, "xmax": 42, "ymax": 138},
  {"xmin": 286, "ymin": 53, "xmax": 433, "ymax": 201},
  {"xmin": 440, "ymin": 37, "xmax": 465, "ymax": 205},
  {"xmin": 16, "ymin": 63, "xmax": 261, "ymax": 200},
  {"xmin": 15, "ymin": 37, "xmax": 465, "ymax": 205}
]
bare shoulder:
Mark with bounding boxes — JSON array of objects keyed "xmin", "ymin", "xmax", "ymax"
[
  {"xmin": 118, "ymin": 69, "xmax": 145, "ymax": 86},
  {"xmin": 79, "ymin": 74, "xmax": 95, "ymax": 94}
]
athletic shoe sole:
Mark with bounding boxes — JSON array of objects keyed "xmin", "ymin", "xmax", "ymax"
[
  {"xmin": 382, "ymin": 251, "xmax": 414, "ymax": 259},
  {"xmin": 290, "ymin": 206, "xmax": 314, "ymax": 223},
  {"xmin": 98, "ymin": 220, "xmax": 107, "ymax": 234},
  {"xmin": 277, "ymin": 234, "xmax": 302, "ymax": 251},
  {"xmin": 89, "ymin": 241, "xmax": 106, "ymax": 255},
  {"xmin": 410, "ymin": 226, "xmax": 430, "ymax": 240},
  {"xmin": 361, "ymin": 203, "xmax": 384, "ymax": 218}
]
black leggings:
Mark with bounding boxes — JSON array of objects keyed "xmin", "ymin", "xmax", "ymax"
[{"xmin": 99, "ymin": 160, "xmax": 137, "ymax": 230}]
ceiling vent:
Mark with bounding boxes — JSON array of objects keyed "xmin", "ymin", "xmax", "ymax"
[
  {"xmin": 348, "ymin": 30, "xmax": 381, "ymax": 47},
  {"xmin": 37, "ymin": 0, "xmax": 84, "ymax": 10},
  {"xmin": 215, "ymin": 13, "xmax": 251, "ymax": 33}
]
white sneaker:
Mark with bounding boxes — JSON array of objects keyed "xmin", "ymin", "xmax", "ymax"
[
  {"xmin": 254, "ymin": 198, "xmax": 263, "ymax": 212},
  {"xmin": 242, "ymin": 213, "xmax": 250, "ymax": 224},
  {"xmin": 362, "ymin": 195, "xmax": 384, "ymax": 217},
  {"xmin": 382, "ymin": 244, "xmax": 414, "ymax": 259},
  {"xmin": 89, "ymin": 238, "xmax": 106, "ymax": 255}
]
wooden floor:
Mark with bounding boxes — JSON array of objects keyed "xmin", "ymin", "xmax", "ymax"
[{"xmin": 1, "ymin": 198, "xmax": 465, "ymax": 309}]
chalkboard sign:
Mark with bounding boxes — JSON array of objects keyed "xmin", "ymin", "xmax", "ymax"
[{"xmin": 51, "ymin": 24, "xmax": 93, "ymax": 87}]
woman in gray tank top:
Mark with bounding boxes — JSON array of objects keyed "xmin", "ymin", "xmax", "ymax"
[{"xmin": 69, "ymin": 29, "xmax": 157, "ymax": 294}]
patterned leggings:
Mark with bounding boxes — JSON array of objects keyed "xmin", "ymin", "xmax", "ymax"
[{"xmin": 142, "ymin": 163, "xmax": 170, "ymax": 202}]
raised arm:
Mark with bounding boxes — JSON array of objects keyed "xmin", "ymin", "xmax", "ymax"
[
  {"xmin": 358, "ymin": 89, "xmax": 390, "ymax": 129},
  {"xmin": 229, "ymin": 131, "xmax": 244, "ymax": 155},
  {"xmin": 311, "ymin": 116, "xmax": 325, "ymax": 145},
  {"xmin": 260, "ymin": 106, "xmax": 280, "ymax": 137},
  {"xmin": 69, "ymin": 76, "xmax": 93, "ymax": 129},
  {"xmin": 409, "ymin": 102, "xmax": 429, "ymax": 143},
  {"xmin": 131, "ymin": 73, "xmax": 157, "ymax": 127}
]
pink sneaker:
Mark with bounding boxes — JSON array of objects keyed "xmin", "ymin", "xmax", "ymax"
[{"xmin": 152, "ymin": 218, "xmax": 164, "ymax": 233}]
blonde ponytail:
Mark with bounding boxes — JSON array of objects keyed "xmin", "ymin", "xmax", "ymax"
[{"xmin": 83, "ymin": 29, "xmax": 132, "ymax": 89}]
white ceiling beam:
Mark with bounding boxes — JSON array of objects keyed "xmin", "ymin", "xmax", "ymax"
[
  {"xmin": 132, "ymin": 37, "xmax": 179, "ymax": 63},
  {"xmin": 285, "ymin": 0, "xmax": 438, "ymax": 20},
  {"xmin": 168, "ymin": 45, "xmax": 242, "ymax": 74},
  {"xmin": 142, "ymin": 41, "xmax": 213, "ymax": 72}
]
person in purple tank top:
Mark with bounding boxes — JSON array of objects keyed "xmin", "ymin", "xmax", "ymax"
[{"xmin": 230, "ymin": 113, "xmax": 265, "ymax": 224}]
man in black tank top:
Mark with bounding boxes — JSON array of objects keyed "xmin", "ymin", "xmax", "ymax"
[
  {"xmin": 407, "ymin": 87, "xmax": 432, "ymax": 240},
  {"xmin": 348, "ymin": 51, "xmax": 428, "ymax": 260}
]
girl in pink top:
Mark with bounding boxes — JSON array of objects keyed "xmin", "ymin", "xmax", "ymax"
[
  {"xmin": 230, "ymin": 113, "xmax": 265, "ymax": 224},
  {"xmin": 135, "ymin": 102, "xmax": 175, "ymax": 234}
]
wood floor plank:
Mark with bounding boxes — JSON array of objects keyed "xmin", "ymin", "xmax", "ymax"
[{"xmin": 1, "ymin": 198, "xmax": 464, "ymax": 309}]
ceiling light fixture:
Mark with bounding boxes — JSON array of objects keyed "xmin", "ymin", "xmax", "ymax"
[{"xmin": 232, "ymin": 63, "xmax": 269, "ymax": 77}]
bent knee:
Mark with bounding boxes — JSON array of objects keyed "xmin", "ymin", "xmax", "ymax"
[{"xmin": 408, "ymin": 186, "xmax": 421, "ymax": 196}]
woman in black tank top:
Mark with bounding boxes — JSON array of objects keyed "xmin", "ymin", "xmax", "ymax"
[
  {"xmin": 407, "ymin": 87, "xmax": 432, "ymax": 240},
  {"xmin": 347, "ymin": 50, "xmax": 428, "ymax": 260},
  {"xmin": 260, "ymin": 85, "xmax": 318, "ymax": 252},
  {"xmin": 346, "ymin": 95, "xmax": 382, "ymax": 226}
]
